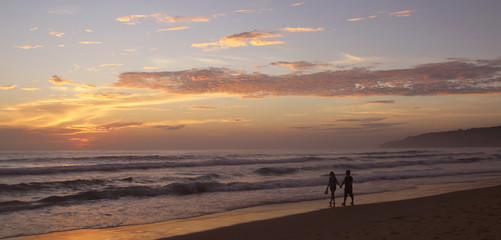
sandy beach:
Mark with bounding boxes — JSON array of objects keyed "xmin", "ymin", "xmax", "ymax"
[
  {"xmin": 163, "ymin": 185, "xmax": 501, "ymax": 240},
  {"xmin": 6, "ymin": 180, "xmax": 501, "ymax": 240}
]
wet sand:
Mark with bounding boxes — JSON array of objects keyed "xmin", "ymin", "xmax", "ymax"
[{"xmin": 7, "ymin": 180, "xmax": 501, "ymax": 240}]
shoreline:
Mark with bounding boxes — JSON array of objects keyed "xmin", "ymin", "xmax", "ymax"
[
  {"xmin": 6, "ymin": 178, "xmax": 501, "ymax": 240},
  {"xmin": 164, "ymin": 182, "xmax": 501, "ymax": 240}
]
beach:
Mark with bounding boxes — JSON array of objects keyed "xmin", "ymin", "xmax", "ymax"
[
  {"xmin": 6, "ymin": 180, "xmax": 501, "ymax": 240},
  {"xmin": 163, "ymin": 184, "xmax": 501, "ymax": 240}
]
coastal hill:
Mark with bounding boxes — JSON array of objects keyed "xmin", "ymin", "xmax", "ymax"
[{"xmin": 381, "ymin": 125, "xmax": 501, "ymax": 148}]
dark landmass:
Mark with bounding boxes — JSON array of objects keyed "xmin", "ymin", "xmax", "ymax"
[{"xmin": 381, "ymin": 125, "xmax": 501, "ymax": 148}]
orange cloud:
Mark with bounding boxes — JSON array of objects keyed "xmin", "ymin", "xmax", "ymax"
[
  {"xmin": 65, "ymin": 122, "xmax": 144, "ymax": 135},
  {"xmin": 348, "ymin": 9, "xmax": 415, "ymax": 22},
  {"xmin": 143, "ymin": 66, "xmax": 161, "ymax": 70},
  {"xmin": 192, "ymin": 30, "xmax": 283, "ymax": 51},
  {"xmin": 78, "ymin": 91, "xmax": 136, "ymax": 100},
  {"xmin": 1, "ymin": 85, "xmax": 17, "ymax": 90},
  {"xmin": 14, "ymin": 45, "xmax": 43, "ymax": 49},
  {"xmin": 290, "ymin": 2, "xmax": 304, "ymax": 7},
  {"xmin": 156, "ymin": 26, "xmax": 190, "ymax": 32},
  {"xmin": 115, "ymin": 14, "xmax": 149, "ymax": 25},
  {"xmin": 49, "ymin": 75, "xmax": 97, "ymax": 88},
  {"xmin": 233, "ymin": 9, "xmax": 272, "ymax": 14},
  {"xmin": 390, "ymin": 9, "xmax": 415, "ymax": 17},
  {"xmin": 79, "ymin": 41, "xmax": 102, "ymax": 44},
  {"xmin": 22, "ymin": 88, "xmax": 40, "ymax": 91},
  {"xmin": 0, "ymin": 82, "xmax": 235, "ymax": 138},
  {"xmin": 49, "ymin": 28, "xmax": 65, "ymax": 37},
  {"xmin": 249, "ymin": 40, "xmax": 284, "ymax": 46},
  {"xmin": 347, "ymin": 18, "xmax": 365, "ymax": 22},
  {"xmin": 111, "ymin": 58, "xmax": 501, "ymax": 98},
  {"xmin": 99, "ymin": 63, "xmax": 123, "ymax": 67}
]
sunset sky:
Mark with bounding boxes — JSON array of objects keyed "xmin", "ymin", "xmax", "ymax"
[{"xmin": 1, "ymin": 0, "xmax": 501, "ymax": 150}]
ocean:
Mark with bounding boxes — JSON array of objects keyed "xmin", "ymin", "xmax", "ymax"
[{"xmin": 1, "ymin": 148, "xmax": 500, "ymax": 238}]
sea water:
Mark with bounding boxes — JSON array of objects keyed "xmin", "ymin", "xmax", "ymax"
[{"xmin": 1, "ymin": 148, "xmax": 500, "ymax": 238}]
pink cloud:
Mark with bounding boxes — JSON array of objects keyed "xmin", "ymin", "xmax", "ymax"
[
  {"xmin": 281, "ymin": 27, "xmax": 324, "ymax": 32},
  {"xmin": 111, "ymin": 58, "xmax": 501, "ymax": 98}
]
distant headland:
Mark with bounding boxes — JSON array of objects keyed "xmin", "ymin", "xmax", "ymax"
[{"xmin": 381, "ymin": 125, "xmax": 501, "ymax": 148}]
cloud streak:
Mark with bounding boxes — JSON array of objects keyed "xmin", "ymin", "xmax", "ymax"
[
  {"xmin": 14, "ymin": 45, "xmax": 43, "ymax": 50},
  {"xmin": 49, "ymin": 75, "xmax": 97, "ymax": 88},
  {"xmin": 270, "ymin": 61, "xmax": 331, "ymax": 71},
  {"xmin": 115, "ymin": 14, "xmax": 149, "ymax": 25},
  {"xmin": 156, "ymin": 26, "xmax": 190, "ymax": 32},
  {"xmin": 347, "ymin": 9, "xmax": 415, "ymax": 22},
  {"xmin": 291, "ymin": 118, "xmax": 405, "ymax": 132},
  {"xmin": 79, "ymin": 41, "xmax": 102, "ymax": 45},
  {"xmin": 111, "ymin": 58, "xmax": 501, "ymax": 98},
  {"xmin": 281, "ymin": 27, "xmax": 324, "ymax": 32},
  {"xmin": 116, "ymin": 13, "xmax": 223, "ymax": 25},
  {"xmin": 22, "ymin": 88, "xmax": 40, "ymax": 91},
  {"xmin": 389, "ymin": 10, "xmax": 415, "ymax": 17},
  {"xmin": 154, "ymin": 125, "xmax": 186, "ymax": 131},
  {"xmin": 290, "ymin": 2, "xmax": 304, "ymax": 7}
]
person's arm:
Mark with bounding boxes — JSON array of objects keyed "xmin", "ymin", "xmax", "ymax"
[{"xmin": 337, "ymin": 179, "xmax": 342, "ymax": 188}]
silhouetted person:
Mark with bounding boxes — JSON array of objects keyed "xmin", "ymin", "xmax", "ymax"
[
  {"xmin": 325, "ymin": 171, "xmax": 341, "ymax": 206},
  {"xmin": 340, "ymin": 170, "xmax": 354, "ymax": 205}
]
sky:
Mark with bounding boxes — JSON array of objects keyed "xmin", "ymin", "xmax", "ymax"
[{"xmin": 1, "ymin": 0, "xmax": 501, "ymax": 150}]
